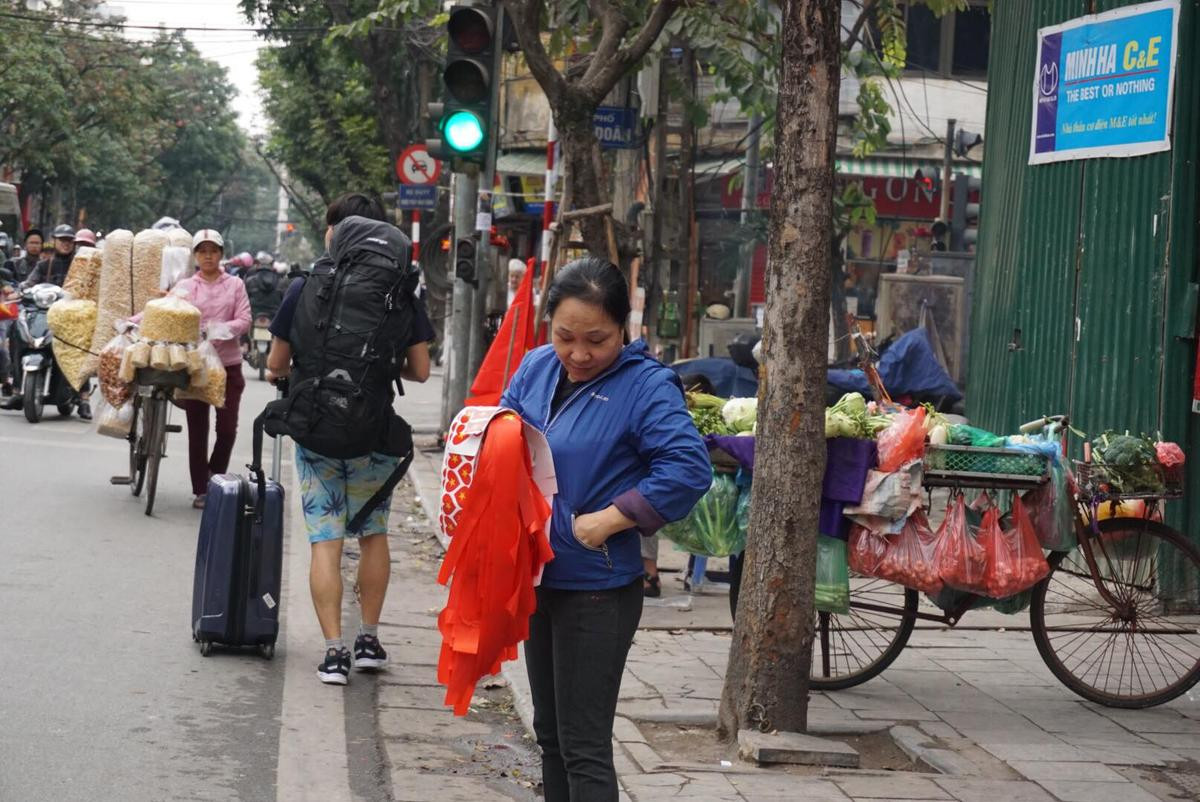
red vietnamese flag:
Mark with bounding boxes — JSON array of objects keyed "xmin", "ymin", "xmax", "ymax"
[{"xmin": 465, "ymin": 264, "xmax": 538, "ymax": 406}]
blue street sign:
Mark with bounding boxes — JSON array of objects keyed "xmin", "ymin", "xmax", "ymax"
[
  {"xmin": 398, "ymin": 184, "xmax": 438, "ymax": 211},
  {"xmin": 593, "ymin": 106, "xmax": 639, "ymax": 150}
]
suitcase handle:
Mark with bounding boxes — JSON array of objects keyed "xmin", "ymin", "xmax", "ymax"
[{"xmin": 249, "ymin": 412, "xmax": 269, "ymax": 524}]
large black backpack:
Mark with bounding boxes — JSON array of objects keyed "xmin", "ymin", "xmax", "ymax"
[{"xmin": 259, "ymin": 216, "xmax": 419, "ymax": 533}]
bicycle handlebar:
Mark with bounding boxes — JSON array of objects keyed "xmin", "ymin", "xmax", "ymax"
[{"xmin": 1019, "ymin": 414, "xmax": 1070, "ymax": 434}]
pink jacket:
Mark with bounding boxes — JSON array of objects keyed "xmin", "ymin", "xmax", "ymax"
[{"xmin": 175, "ymin": 272, "xmax": 252, "ymax": 367}]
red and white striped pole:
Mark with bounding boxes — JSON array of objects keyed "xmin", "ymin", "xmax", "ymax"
[
  {"xmin": 411, "ymin": 210, "xmax": 421, "ymax": 270},
  {"xmin": 540, "ymin": 118, "xmax": 558, "ymax": 278}
]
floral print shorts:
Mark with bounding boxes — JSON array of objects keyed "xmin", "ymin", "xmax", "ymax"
[{"xmin": 295, "ymin": 444, "xmax": 402, "ymax": 543}]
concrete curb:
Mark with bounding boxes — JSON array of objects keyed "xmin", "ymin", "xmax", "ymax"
[{"xmin": 889, "ymin": 724, "xmax": 979, "ymax": 776}]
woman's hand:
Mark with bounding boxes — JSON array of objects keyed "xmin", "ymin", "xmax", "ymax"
[{"xmin": 573, "ymin": 506, "xmax": 636, "ymax": 549}]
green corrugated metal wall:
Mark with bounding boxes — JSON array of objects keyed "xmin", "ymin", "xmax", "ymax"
[{"xmin": 969, "ymin": 1, "xmax": 1199, "ymax": 565}]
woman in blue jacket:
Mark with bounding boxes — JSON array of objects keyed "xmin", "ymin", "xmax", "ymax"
[{"xmin": 501, "ymin": 257, "xmax": 711, "ymax": 801}]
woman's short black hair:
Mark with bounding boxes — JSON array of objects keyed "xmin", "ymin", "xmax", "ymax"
[
  {"xmin": 545, "ymin": 256, "xmax": 630, "ymax": 328},
  {"xmin": 24, "ymin": 228, "xmax": 43, "ymax": 242},
  {"xmin": 325, "ymin": 192, "xmax": 387, "ymax": 226}
]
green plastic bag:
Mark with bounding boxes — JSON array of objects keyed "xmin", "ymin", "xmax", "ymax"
[
  {"xmin": 815, "ymin": 535, "xmax": 850, "ymax": 614},
  {"xmin": 948, "ymin": 424, "xmax": 1007, "ymax": 448},
  {"xmin": 660, "ymin": 471, "xmax": 745, "ymax": 557}
]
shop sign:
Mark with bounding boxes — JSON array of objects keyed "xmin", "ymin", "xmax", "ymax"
[{"xmin": 1030, "ymin": 0, "xmax": 1180, "ymax": 165}]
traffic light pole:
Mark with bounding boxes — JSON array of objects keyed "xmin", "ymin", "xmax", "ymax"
[
  {"xmin": 447, "ymin": 169, "xmax": 479, "ymax": 426},
  {"xmin": 467, "ymin": 7, "xmax": 506, "ymax": 379},
  {"xmin": 940, "ymin": 118, "xmax": 956, "ymax": 222}
]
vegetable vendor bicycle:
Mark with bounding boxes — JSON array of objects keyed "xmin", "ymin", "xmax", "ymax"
[{"xmin": 809, "ymin": 415, "xmax": 1200, "ymax": 709}]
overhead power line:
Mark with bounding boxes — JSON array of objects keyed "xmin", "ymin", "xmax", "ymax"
[{"xmin": 0, "ymin": 9, "xmax": 390, "ymax": 35}]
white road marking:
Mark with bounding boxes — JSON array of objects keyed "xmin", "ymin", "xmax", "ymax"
[{"xmin": 275, "ymin": 458, "xmax": 353, "ymax": 802}]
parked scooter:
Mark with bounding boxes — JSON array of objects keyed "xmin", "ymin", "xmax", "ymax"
[
  {"xmin": 247, "ymin": 314, "xmax": 272, "ymax": 381},
  {"xmin": 13, "ymin": 283, "xmax": 77, "ymax": 423}
]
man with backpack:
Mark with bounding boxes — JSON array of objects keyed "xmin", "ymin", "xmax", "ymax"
[{"xmin": 265, "ymin": 192, "xmax": 433, "ymax": 686}]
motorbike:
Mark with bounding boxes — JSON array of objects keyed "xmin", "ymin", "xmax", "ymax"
[
  {"xmin": 12, "ymin": 283, "xmax": 78, "ymax": 423},
  {"xmin": 248, "ymin": 314, "xmax": 273, "ymax": 381}
]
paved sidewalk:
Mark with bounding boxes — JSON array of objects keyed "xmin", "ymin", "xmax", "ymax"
[{"xmin": 403, "ymin": 441, "xmax": 1200, "ymax": 802}]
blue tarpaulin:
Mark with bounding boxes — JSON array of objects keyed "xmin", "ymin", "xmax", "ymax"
[
  {"xmin": 669, "ymin": 357, "xmax": 759, "ymax": 399},
  {"xmin": 827, "ymin": 328, "xmax": 962, "ymax": 402}
]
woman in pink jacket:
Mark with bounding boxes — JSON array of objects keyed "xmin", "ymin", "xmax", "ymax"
[{"xmin": 175, "ymin": 229, "xmax": 251, "ymax": 508}]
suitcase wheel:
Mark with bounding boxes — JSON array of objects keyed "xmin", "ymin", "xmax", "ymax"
[
  {"xmin": 259, "ymin": 643, "xmax": 276, "ymax": 660},
  {"xmin": 199, "ymin": 641, "xmax": 214, "ymax": 657}
]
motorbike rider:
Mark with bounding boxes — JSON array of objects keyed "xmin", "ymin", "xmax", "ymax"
[
  {"xmin": 0, "ymin": 229, "xmax": 44, "ymax": 286},
  {"xmin": 74, "ymin": 228, "xmax": 97, "ymax": 249},
  {"xmin": 5, "ymin": 226, "xmax": 92, "ymax": 418},
  {"xmin": 243, "ymin": 250, "xmax": 284, "ymax": 321},
  {"xmin": 24, "ymin": 224, "xmax": 76, "ymax": 287}
]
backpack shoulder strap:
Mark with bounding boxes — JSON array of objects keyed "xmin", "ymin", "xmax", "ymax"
[{"xmin": 345, "ymin": 447, "xmax": 414, "ymax": 534}]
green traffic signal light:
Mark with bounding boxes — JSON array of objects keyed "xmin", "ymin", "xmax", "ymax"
[{"xmin": 444, "ymin": 110, "xmax": 485, "ymax": 153}]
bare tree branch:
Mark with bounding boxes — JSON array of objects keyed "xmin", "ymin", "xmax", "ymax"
[
  {"xmin": 579, "ymin": 0, "xmax": 681, "ymax": 103},
  {"xmin": 502, "ymin": 0, "xmax": 571, "ymax": 106},
  {"xmin": 580, "ymin": 0, "xmax": 631, "ymax": 87}
]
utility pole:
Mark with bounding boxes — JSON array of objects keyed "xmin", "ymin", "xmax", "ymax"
[
  {"xmin": 734, "ymin": 0, "xmax": 768, "ymax": 320},
  {"xmin": 940, "ymin": 118, "xmax": 956, "ymax": 223}
]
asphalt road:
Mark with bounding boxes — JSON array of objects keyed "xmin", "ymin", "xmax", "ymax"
[{"xmin": 0, "ymin": 367, "xmax": 292, "ymax": 801}]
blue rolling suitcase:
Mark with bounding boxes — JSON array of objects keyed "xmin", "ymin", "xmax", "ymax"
[{"xmin": 192, "ymin": 414, "xmax": 284, "ymax": 659}]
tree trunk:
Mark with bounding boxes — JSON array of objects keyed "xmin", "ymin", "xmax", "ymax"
[{"xmin": 718, "ymin": 0, "xmax": 842, "ymax": 739}]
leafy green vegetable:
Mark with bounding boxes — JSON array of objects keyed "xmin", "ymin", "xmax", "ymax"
[
  {"xmin": 825, "ymin": 392, "xmax": 886, "ymax": 439},
  {"xmin": 690, "ymin": 407, "xmax": 733, "ymax": 436},
  {"xmin": 1091, "ymin": 432, "xmax": 1163, "ymax": 493},
  {"xmin": 660, "ymin": 472, "xmax": 744, "ymax": 557}
]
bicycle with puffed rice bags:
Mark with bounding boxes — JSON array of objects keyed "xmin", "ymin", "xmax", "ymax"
[
  {"xmin": 109, "ymin": 368, "xmax": 185, "ymax": 517},
  {"xmin": 809, "ymin": 414, "xmax": 1200, "ymax": 709}
]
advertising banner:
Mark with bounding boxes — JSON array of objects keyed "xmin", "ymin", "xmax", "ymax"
[{"xmin": 1029, "ymin": 0, "xmax": 1179, "ymax": 165}]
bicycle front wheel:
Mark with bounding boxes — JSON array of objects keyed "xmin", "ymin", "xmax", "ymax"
[
  {"xmin": 143, "ymin": 396, "xmax": 167, "ymax": 516},
  {"xmin": 1030, "ymin": 517, "xmax": 1200, "ymax": 708},
  {"xmin": 810, "ymin": 576, "xmax": 918, "ymax": 691}
]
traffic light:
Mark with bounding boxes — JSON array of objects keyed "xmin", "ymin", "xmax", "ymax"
[
  {"xmin": 950, "ymin": 174, "xmax": 982, "ymax": 251},
  {"xmin": 914, "ymin": 167, "xmax": 941, "ymax": 195},
  {"xmin": 954, "ymin": 128, "xmax": 983, "ymax": 157},
  {"xmin": 454, "ymin": 236, "xmax": 477, "ymax": 285},
  {"xmin": 426, "ymin": 5, "xmax": 497, "ymax": 167}
]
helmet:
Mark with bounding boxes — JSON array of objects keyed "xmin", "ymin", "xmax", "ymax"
[
  {"xmin": 235, "ymin": 252, "xmax": 254, "ymax": 268},
  {"xmin": 152, "ymin": 216, "xmax": 181, "ymax": 231},
  {"xmin": 74, "ymin": 228, "xmax": 97, "ymax": 247},
  {"xmin": 52, "ymin": 224, "xmax": 75, "ymax": 240},
  {"xmin": 255, "ymin": 250, "xmax": 273, "ymax": 266}
]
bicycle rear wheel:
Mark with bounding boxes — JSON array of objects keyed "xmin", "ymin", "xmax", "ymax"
[
  {"xmin": 1030, "ymin": 517, "xmax": 1200, "ymax": 708},
  {"xmin": 810, "ymin": 575, "xmax": 918, "ymax": 690},
  {"xmin": 143, "ymin": 396, "xmax": 166, "ymax": 516},
  {"xmin": 129, "ymin": 396, "xmax": 147, "ymax": 497}
]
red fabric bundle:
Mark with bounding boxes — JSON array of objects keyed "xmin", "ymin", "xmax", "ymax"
[{"xmin": 436, "ymin": 412, "xmax": 555, "ymax": 715}]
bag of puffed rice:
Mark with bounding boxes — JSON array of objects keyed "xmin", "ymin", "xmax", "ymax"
[
  {"xmin": 87, "ymin": 229, "xmax": 135, "ymax": 378},
  {"xmin": 48, "ymin": 299, "xmax": 98, "ymax": 390},
  {"xmin": 63, "ymin": 246, "xmax": 103, "ymax": 302},
  {"xmin": 140, "ymin": 293, "xmax": 201, "ymax": 344},
  {"xmin": 175, "ymin": 340, "xmax": 226, "ymax": 408},
  {"xmin": 167, "ymin": 228, "xmax": 192, "ymax": 249}
]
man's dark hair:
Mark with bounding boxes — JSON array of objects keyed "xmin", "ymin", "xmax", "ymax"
[
  {"xmin": 325, "ymin": 193, "xmax": 387, "ymax": 226},
  {"xmin": 545, "ymin": 256, "xmax": 631, "ymax": 328},
  {"xmin": 25, "ymin": 228, "xmax": 43, "ymax": 242}
]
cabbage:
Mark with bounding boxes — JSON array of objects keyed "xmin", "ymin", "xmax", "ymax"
[{"xmin": 722, "ymin": 397, "xmax": 758, "ymax": 433}]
